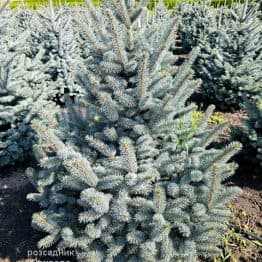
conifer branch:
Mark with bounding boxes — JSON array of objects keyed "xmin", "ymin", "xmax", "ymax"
[
  {"xmin": 169, "ymin": 47, "xmax": 200, "ymax": 94},
  {"xmin": 86, "ymin": 134, "xmax": 116, "ymax": 158},
  {"xmin": 103, "ymin": 126, "xmax": 118, "ymax": 141},
  {"xmin": 64, "ymin": 157, "xmax": 98, "ymax": 188},
  {"xmin": 32, "ymin": 121, "xmax": 98, "ymax": 187},
  {"xmin": 154, "ymin": 186, "xmax": 166, "ymax": 214},
  {"xmin": 204, "ymin": 142, "xmax": 242, "ymax": 175},
  {"xmin": 96, "ymin": 91, "xmax": 119, "ymax": 122},
  {"xmin": 34, "ymin": 103, "xmax": 59, "ymax": 130},
  {"xmin": 107, "ymin": 9, "xmax": 128, "ymax": 65},
  {"xmin": 150, "ymin": 19, "xmax": 177, "ymax": 71},
  {"xmin": 85, "ymin": 0, "xmax": 99, "ymax": 22},
  {"xmin": 106, "ymin": 76, "xmax": 136, "ymax": 107},
  {"xmin": 38, "ymin": 234, "xmax": 60, "ymax": 249},
  {"xmin": 31, "ymin": 120, "xmax": 64, "ymax": 152},
  {"xmin": 208, "ymin": 164, "xmax": 218, "ymax": 209},
  {"xmin": 77, "ymin": 23, "xmax": 105, "ymax": 53},
  {"xmin": 114, "ymin": 0, "xmax": 133, "ymax": 47},
  {"xmin": 151, "ymin": 48, "xmax": 199, "ymax": 126},
  {"xmin": 114, "ymin": 0, "xmax": 131, "ymax": 28},
  {"xmin": 137, "ymin": 53, "xmax": 149, "ymax": 101},
  {"xmin": 0, "ymin": 0, "xmax": 10, "ymax": 14},
  {"xmin": 47, "ymin": 0, "xmax": 56, "ymax": 31},
  {"xmin": 85, "ymin": 77, "xmax": 119, "ymax": 122},
  {"xmin": 130, "ymin": 0, "xmax": 150, "ymax": 23},
  {"xmin": 33, "ymin": 213, "xmax": 58, "ymax": 233},
  {"xmin": 119, "ymin": 137, "xmax": 137, "ymax": 173},
  {"xmin": 200, "ymin": 122, "xmax": 229, "ymax": 148}
]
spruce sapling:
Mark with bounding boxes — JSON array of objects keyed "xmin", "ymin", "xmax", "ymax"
[{"xmin": 27, "ymin": 1, "xmax": 242, "ymax": 261}]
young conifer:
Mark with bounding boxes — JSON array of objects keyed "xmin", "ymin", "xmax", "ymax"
[
  {"xmin": 27, "ymin": 1, "xmax": 242, "ymax": 261},
  {"xmin": 31, "ymin": 0, "xmax": 82, "ymax": 102},
  {"xmin": 175, "ymin": 2, "xmax": 219, "ymax": 52},
  {"xmin": 0, "ymin": 1, "xmax": 32, "ymax": 166},
  {"xmin": 0, "ymin": 2, "xmax": 54, "ymax": 167},
  {"xmin": 0, "ymin": 49, "xmax": 55, "ymax": 167},
  {"xmin": 195, "ymin": 0, "xmax": 262, "ymax": 111}
]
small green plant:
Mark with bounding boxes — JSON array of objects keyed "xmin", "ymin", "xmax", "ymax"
[
  {"xmin": 209, "ymin": 113, "xmax": 226, "ymax": 125},
  {"xmin": 192, "ymin": 111, "xmax": 226, "ymax": 127}
]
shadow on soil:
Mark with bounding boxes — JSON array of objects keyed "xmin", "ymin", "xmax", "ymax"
[
  {"xmin": 0, "ymin": 164, "xmax": 77, "ymax": 262},
  {"xmin": 229, "ymin": 154, "xmax": 262, "ymax": 191},
  {"xmin": 0, "ymin": 165, "xmax": 42, "ymax": 261}
]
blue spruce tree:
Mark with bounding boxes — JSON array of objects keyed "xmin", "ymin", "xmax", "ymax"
[
  {"xmin": 27, "ymin": 1, "xmax": 242, "ymax": 261},
  {"xmin": 0, "ymin": 1, "xmax": 34, "ymax": 167},
  {"xmin": 175, "ymin": 2, "xmax": 220, "ymax": 53},
  {"xmin": 31, "ymin": 0, "xmax": 83, "ymax": 102},
  {"xmin": 0, "ymin": 1, "xmax": 83, "ymax": 167},
  {"xmin": 194, "ymin": 0, "xmax": 262, "ymax": 111}
]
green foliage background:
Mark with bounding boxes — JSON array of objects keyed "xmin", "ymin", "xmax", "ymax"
[{"xmin": 9, "ymin": 0, "xmax": 245, "ymax": 9}]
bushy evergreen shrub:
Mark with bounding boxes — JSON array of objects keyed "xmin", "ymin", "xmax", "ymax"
[
  {"xmin": 0, "ymin": 2, "xmax": 84, "ymax": 167},
  {"xmin": 194, "ymin": 1, "xmax": 262, "ymax": 111},
  {"xmin": 0, "ymin": 42, "xmax": 53, "ymax": 167},
  {"xmin": 175, "ymin": 2, "xmax": 219, "ymax": 52},
  {"xmin": 0, "ymin": 58, "xmax": 31, "ymax": 167},
  {"xmin": 0, "ymin": 2, "xmax": 54, "ymax": 168},
  {"xmin": 27, "ymin": 1, "xmax": 242, "ymax": 261},
  {"xmin": 0, "ymin": 2, "xmax": 35, "ymax": 167},
  {"xmin": 31, "ymin": 1, "xmax": 83, "ymax": 102}
]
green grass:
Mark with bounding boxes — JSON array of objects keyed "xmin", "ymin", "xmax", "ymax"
[
  {"xmin": 8, "ymin": 0, "xmax": 245, "ymax": 9},
  {"xmin": 9, "ymin": 0, "xmax": 99, "ymax": 9}
]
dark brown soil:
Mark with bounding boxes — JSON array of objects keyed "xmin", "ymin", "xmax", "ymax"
[
  {"xmin": 0, "ymin": 165, "xmax": 76, "ymax": 262},
  {"xmin": 227, "ymin": 186, "xmax": 262, "ymax": 262},
  {"xmin": 222, "ymin": 141, "xmax": 262, "ymax": 261},
  {"xmin": 0, "ymin": 166, "xmax": 41, "ymax": 261}
]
